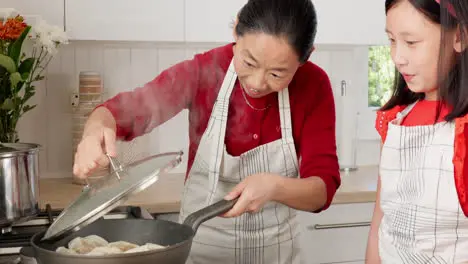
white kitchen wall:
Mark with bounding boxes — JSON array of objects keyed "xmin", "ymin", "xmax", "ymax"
[{"xmin": 15, "ymin": 41, "xmax": 379, "ymax": 179}]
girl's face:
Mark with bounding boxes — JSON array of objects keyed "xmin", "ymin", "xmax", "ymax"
[
  {"xmin": 232, "ymin": 32, "xmax": 301, "ymax": 98},
  {"xmin": 386, "ymin": 0, "xmax": 456, "ymax": 100}
]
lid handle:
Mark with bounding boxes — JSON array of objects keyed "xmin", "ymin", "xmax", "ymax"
[
  {"xmin": 82, "ymin": 154, "xmax": 124, "ymax": 189},
  {"xmin": 107, "ymin": 154, "xmax": 124, "ymax": 180}
]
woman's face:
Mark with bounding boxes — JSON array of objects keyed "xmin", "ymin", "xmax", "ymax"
[{"xmin": 232, "ymin": 32, "xmax": 301, "ymax": 98}]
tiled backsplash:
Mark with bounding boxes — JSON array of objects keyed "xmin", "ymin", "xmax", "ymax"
[{"xmin": 15, "ymin": 41, "xmax": 380, "ymax": 179}]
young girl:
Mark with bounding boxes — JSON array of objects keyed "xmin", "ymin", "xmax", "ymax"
[{"xmin": 366, "ymin": 0, "xmax": 468, "ymax": 262}]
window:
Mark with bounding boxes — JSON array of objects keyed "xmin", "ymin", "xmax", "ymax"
[{"xmin": 368, "ymin": 45, "xmax": 395, "ymax": 108}]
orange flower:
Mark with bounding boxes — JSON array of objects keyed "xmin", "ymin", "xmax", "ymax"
[{"xmin": 0, "ymin": 15, "xmax": 27, "ymax": 41}]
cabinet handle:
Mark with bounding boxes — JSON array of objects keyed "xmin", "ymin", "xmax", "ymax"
[
  {"xmin": 310, "ymin": 221, "xmax": 371, "ymax": 230},
  {"xmin": 341, "ymin": 80, "xmax": 347, "ymax": 96}
]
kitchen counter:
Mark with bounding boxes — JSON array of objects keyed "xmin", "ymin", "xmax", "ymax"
[
  {"xmin": 333, "ymin": 166, "xmax": 378, "ymax": 204},
  {"xmin": 39, "ymin": 166, "xmax": 378, "ymax": 214},
  {"xmin": 39, "ymin": 172, "xmax": 186, "ymax": 214}
]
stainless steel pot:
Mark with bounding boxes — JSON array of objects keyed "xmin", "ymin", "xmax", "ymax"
[{"xmin": 0, "ymin": 143, "xmax": 41, "ymax": 228}]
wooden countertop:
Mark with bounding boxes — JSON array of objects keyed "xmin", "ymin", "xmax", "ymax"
[
  {"xmin": 39, "ymin": 166, "xmax": 378, "ymax": 213},
  {"xmin": 333, "ymin": 166, "xmax": 378, "ymax": 204},
  {"xmin": 39, "ymin": 173, "xmax": 185, "ymax": 214}
]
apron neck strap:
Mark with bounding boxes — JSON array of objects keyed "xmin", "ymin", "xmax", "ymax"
[
  {"xmin": 397, "ymin": 101, "xmax": 418, "ymax": 120},
  {"xmin": 394, "ymin": 101, "xmax": 418, "ymax": 125},
  {"xmin": 278, "ymin": 87, "xmax": 294, "ymax": 141}
]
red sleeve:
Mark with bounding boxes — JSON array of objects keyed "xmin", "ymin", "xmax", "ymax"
[
  {"xmin": 298, "ymin": 71, "xmax": 340, "ymax": 212},
  {"xmin": 454, "ymin": 116, "xmax": 468, "ymax": 217},
  {"xmin": 375, "ymin": 107, "xmax": 401, "ymax": 143},
  {"xmin": 97, "ymin": 56, "xmax": 201, "ymax": 141}
]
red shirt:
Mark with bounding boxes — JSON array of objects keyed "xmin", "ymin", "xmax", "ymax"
[
  {"xmin": 100, "ymin": 43, "xmax": 340, "ymax": 211},
  {"xmin": 401, "ymin": 100, "xmax": 450, "ymax": 126}
]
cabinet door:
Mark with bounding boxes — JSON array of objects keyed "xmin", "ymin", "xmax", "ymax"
[
  {"xmin": 185, "ymin": 0, "xmax": 247, "ymax": 43},
  {"xmin": 299, "ymin": 225, "xmax": 370, "ymax": 264},
  {"xmin": 2, "ymin": 0, "xmax": 65, "ymax": 30},
  {"xmin": 298, "ymin": 203, "xmax": 374, "ymax": 264},
  {"xmin": 313, "ymin": 0, "xmax": 388, "ymax": 45},
  {"xmin": 65, "ymin": 0, "xmax": 184, "ymax": 41}
]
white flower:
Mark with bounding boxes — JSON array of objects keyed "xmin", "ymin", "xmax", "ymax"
[
  {"xmin": 0, "ymin": 8, "xmax": 19, "ymax": 22},
  {"xmin": 48, "ymin": 25, "xmax": 69, "ymax": 45},
  {"xmin": 29, "ymin": 19, "xmax": 69, "ymax": 54}
]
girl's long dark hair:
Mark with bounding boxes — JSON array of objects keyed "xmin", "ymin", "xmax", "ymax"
[{"xmin": 382, "ymin": 0, "xmax": 468, "ymax": 122}]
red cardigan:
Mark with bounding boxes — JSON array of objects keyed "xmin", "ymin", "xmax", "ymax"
[
  {"xmin": 99, "ymin": 43, "xmax": 341, "ymax": 211},
  {"xmin": 376, "ymin": 103, "xmax": 468, "ymax": 216}
]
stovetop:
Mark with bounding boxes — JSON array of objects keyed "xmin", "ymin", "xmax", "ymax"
[
  {"xmin": 0, "ymin": 205, "xmax": 57, "ymax": 253},
  {"xmin": 0, "ymin": 204, "xmax": 152, "ymax": 264}
]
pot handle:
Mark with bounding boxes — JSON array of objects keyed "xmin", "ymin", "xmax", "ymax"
[{"xmin": 183, "ymin": 197, "xmax": 239, "ymax": 232}]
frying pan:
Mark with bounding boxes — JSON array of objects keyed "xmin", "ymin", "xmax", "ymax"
[{"xmin": 23, "ymin": 198, "xmax": 238, "ymax": 264}]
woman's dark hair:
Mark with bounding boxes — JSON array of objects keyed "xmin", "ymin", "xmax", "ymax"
[
  {"xmin": 381, "ymin": 0, "xmax": 468, "ymax": 122},
  {"xmin": 235, "ymin": 0, "xmax": 317, "ymax": 63}
]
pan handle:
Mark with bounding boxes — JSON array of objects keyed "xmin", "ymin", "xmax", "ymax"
[{"xmin": 183, "ymin": 197, "xmax": 239, "ymax": 232}]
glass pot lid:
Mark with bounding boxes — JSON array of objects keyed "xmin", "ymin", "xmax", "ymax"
[{"xmin": 42, "ymin": 151, "xmax": 183, "ymax": 241}]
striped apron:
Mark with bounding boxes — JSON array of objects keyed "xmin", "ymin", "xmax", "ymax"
[
  {"xmin": 378, "ymin": 102, "xmax": 468, "ymax": 263},
  {"xmin": 178, "ymin": 60, "xmax": 301, "ymax": 264}
]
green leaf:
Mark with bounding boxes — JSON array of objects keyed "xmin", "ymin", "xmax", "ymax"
[
  {"xmin": 8, "ymin": 26, "xmax": 31, "ymax": 66},
  {"xmin": 1, "ymin": 99, "xmax": 15, "ymax": 110},
  {"xmin": 14, "ymin": 81, "xmax": 24, "ymax": 94},
  {"xmin": 22, "ymin": 90, "xmax": 35, "ymax": 103},
  {"xmin": 24, "ymin": 84, "xmax": 35, "ymax": 92},
  {"xmin": 34, "ymin": 75, "xmax": 44, "ymax": 81},
  {"xmin": 9, "ymin": 72, "xmax": 22, "ymax": 89},
  {"xmin": 0, "ymin": 54, "xmax": 17, "ymax": 73},
  {"xmin": 22, "ymin": 104, "xmax": 36, "ymax": 113},
  {"xmin": 21, "ymin": 72, "xmax": 29, "ymax": 80},
  {"xmin": 18, "ymin": 58, "xmax": 35, "ymax": 75}
]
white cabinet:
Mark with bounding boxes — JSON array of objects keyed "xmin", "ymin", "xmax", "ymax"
[
  {"xmin": 7, "ymin": 0, "xmax": 388, "ymax": 44},
  {"xmin": 313, "ymin": 0, "xmax": 388, "ymax": 45},
  {"xmin": 1, "ymin": 0, "xmax": 65, "ymax": 30},
  {"xmin": 184, "ymin": 0, "xmax": 387, "ymax": 45},
  {"xmin": 185, "ymin": 0, "xmax": 247, "ymax": 43},
  {"xmin": 298, "ymin": 202, "xmax": 374, "ymax": 264},
  {"xmin": 65, "ymin": 0, "xmax": 185, "ymax": 42}
]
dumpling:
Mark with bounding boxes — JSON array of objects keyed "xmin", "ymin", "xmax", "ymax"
[
  {"xmin": 67, "ymin": 235, "xmax": 109, "ymax": 254},
  {"xmin": 145, "ymin": 243, "xmax": 166, "ymax": 250},
  {"xmin": 68, "ymin": 237, "xmax": 94, "ymax": 254},
  {"xmin": 108, "ymin": 241, "xmax": 138, "ymax": 252},
  {"xmin": 124, "ymin": 246, "xmax": 149, "ymax": 254},
  {"xmin": 83, "ymin": 235, "xmax": 108, "ymax": 247},
  {"xmin": 124, "ymin": 243, "xmax": 165, "ymax": 253},
  {"xmin": 63, "ymin": 235, "xmax": 164, "ymax": 255},
  {"xmin": 56, "ymin": 246, "xmax": 77, "ymax": 255},
  {"xmin": 86, "ymin": 246, "xmax": 122, "ymax": 256}
]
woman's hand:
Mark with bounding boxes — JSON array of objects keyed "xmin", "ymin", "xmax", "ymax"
[
  {"xmin": 222, "ymin": 173, "xmax": 283, "ymax": 218},
  {"xmin": 73, "ymin": 125, "xmax": 116, "ymax": 179},
  {"xmin": 73, "ymin": 107, "xmax": 117, "ymax": 179}
]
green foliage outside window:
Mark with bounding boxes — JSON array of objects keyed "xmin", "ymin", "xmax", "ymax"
[{"xmin": 368, "ymin": 46, "xmax": 395, "ymax": 107}]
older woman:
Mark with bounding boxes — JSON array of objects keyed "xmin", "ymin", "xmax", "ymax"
[{"xmin": 73, "ymin": 0, "xmax": 341, "ymax": 263}]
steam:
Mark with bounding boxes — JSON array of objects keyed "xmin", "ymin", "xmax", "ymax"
[{"xmin": 106, "ymin": 46, "xmax": 264, "ymax": 158}]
